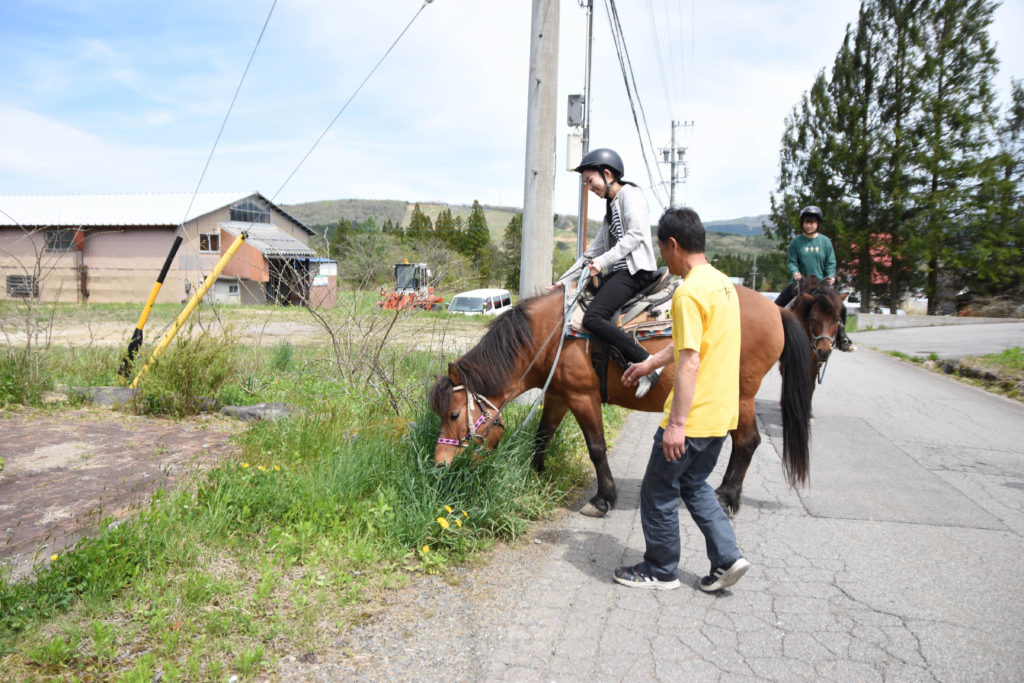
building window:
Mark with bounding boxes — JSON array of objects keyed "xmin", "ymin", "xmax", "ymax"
[
  {"xmin": 230, "ymin": 199, "xmax": 270, "ymax": 224},
  {"xmin": 199, "ymin": 232, "xmax": 221, "ymax": 253},
  {"xmin": 6, "ymin": 274, "xmax": 39, "ymax": 298},
  {"xmin": 44, "ymin": 228, "xmax": 76, "ymax": 252},
  {"xmin": 228, "ymin": 283, "xmax": 239, "ymax": 295}
]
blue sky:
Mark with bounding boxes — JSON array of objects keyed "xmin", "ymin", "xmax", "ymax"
[{"xmin": 1, "ymin": 0, "xmax": 1022, "ymax": 223}]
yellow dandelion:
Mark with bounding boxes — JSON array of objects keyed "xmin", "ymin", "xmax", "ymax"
[
  {"xmin": 421, "ymin": 545, "xmax": 430, "ymax": 553},
  {"xmin": 274, "ymin": 465, "xmax": 281, "ymax": 471},
  {"xmin": 51, "ymin": 554, "xmax": 58, "ymax": 562},
  {"xmin": 462, "ymin": 510, "xmax": 468, "ymax": 517},
  {"xmin": 242, "ymin": 462, "xmax": 250, "ymax": 469},
  {"xmin": 445, "ymin": 505, "xmax": 453, "ymax": 513},
  {"xmin": 456, "ymin": 519, "xmax": 463, "ymax": 528},
  {"xmin": 258, "ymin": 465, "xmax": 266, "ymax": 471},
  {"xmin": 437, "ymin": 517, "xmax": 450, "ymax": 530}
]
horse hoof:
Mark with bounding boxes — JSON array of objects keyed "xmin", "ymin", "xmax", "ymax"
[{"xmin": 579, "ymin": 503, "xmax": 608, "ymax": 518}]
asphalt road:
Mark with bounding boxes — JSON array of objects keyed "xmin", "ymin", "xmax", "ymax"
[
  {"xmin": 294, "ymin": 323, "xmax": 1024, "ymax": 681},
  {"xmin": 851, "ymin": 321, "xmax": 1024, "ymax": 360}
]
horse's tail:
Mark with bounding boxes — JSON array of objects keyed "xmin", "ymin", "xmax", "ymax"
[{"xmin": 778, "ymin": 310, "xmax": 813, "ymax": 487}]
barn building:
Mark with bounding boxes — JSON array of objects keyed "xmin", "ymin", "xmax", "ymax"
[{"xmin": 0, "ymin": 191, "xmax": 336, "ymax": 308}]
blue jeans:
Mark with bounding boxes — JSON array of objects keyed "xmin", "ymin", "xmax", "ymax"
[{"xmin": 640, "ymin": 428, "xmax": 742, "ymax": 580}]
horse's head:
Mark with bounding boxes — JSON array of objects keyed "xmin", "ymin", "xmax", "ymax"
[
  {"xmin": 798, "ymin": 276, "xmax": 847, "ymax": 363},
  {"xmin": 428, "ymin": 363, "xmax": 506, "ymax": 465}
]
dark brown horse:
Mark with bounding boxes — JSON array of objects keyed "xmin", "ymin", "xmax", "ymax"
[
  {"xmin": 429, "ymin": 284, "xmax": 817, "ymax": 516},
  {"xmin": 790, "ymin": 275, "xmax": 848, "ymax": 366}
]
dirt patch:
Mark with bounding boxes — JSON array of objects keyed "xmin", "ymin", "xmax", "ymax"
[{"xmin": 0, "ymin": 407, "xmax": 244, "ymax": 581}]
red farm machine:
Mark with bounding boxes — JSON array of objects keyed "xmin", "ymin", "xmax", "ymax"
[{"xmin": 377, "ymin": 260, "xmax": 444, "ymax": 311}]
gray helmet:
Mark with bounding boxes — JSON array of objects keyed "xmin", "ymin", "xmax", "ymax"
[
  {"xmin": 800, "ymin": 205, "xmax": 823, "ymax": 222},
  {"xmin": 573, "ymin": 148, "xmax": 624, "ymax": 179}
]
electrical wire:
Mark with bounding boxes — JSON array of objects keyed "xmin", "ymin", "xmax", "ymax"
[
  {"xmin": 270, "ymin": 0, "xmax": 434, "ymax": 203},
  {"xmin": 604, "ymin": 0, "xmax": 669, "ymax": 209},
  {"xmin": 180, "ymin": 0, "xmax": 278, "ymax": 226}
]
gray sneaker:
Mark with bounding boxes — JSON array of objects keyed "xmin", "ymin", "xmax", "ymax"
[
  {"xmin": 634, "ymin": 368, "xmax": 662, "ymax": 399},
  {"xmin": 698, "ymin": 557, "xmax": 750, "ymax": 592}
]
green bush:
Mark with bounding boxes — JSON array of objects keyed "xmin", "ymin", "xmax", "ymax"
[{"xmin": 134, "ymin": 326, "xmax": 238, "ymax": 416}]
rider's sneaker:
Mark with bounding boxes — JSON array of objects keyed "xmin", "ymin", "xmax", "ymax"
[
  {"xmin": 838, "ymin": 335, "xmax": 856, "ymax": 352},
  {"xmin": 698, "ymin": 557, "xmax": 750, "ymax": 592},
  {"xmin": 613, "ymin": 563, "xmax": 680, "ymax": 590},
  {"xmin": 635, "ymin": 368, "xmax": 662, "ymax": 399}
]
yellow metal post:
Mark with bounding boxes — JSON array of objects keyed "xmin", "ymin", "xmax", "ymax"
[{"xmin": 130, "ymin": 232, "xmax": 247, "ymax": 389}]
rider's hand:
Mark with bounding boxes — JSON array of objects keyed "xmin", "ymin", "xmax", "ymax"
[
  {"xmin": 826, "ymin": 277, "xmax": 835, "ymax": 286},
  {"xmin": 545, "ymin": 282, "xmax": 564, "ymax": 291},
  {"xmin": 793, "ymin": 272, "xmax": 803, "ymax": 281},
  {"xmin": 587, "ymin": 260, "xmax": 601, "ymax": 277}
]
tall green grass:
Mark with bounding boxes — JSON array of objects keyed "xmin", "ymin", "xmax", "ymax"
[{"xmin": 0, "ymin": 348, "xmax": 599, "ymax": 678}]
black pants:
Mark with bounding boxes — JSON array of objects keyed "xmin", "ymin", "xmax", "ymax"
[
  {"xmin": 775, "ymin": 280, "xmax": 799, "ymax": 307},
  {"xmin": 582, "ymin": 269, "xmax": 655, "ymax": 365}
]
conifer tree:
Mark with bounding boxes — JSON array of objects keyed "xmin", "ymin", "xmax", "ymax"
[
  {"xmin": 915, "ymin": 0, "xmax": 1000, "ymax": 312},
  {"xmin": 463, "ymin": 200, "xmax": 490, "ymax": 262},
  {"xmin": 502, "ymin": 213, "xmax": 523, "ymax": 291},
  {"xmin": 407, "ymin": 203, "xmax": 433, "ymax": 242}
]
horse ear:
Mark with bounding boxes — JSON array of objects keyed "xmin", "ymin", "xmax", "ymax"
[
  {"xmin": 801, "ymin": 292, "xmax": 814, "ymax": 304},
  {"xmin": 841, "ymin": 292, "xmax": 849, "ymax": 301},
  {"xmin": 447, "ymin": 363, "xmax": 462, "ymax": 384}
]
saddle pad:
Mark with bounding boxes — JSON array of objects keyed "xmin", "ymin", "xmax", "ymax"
[{"xmin": 566, "ymin": 283, "xmax": 673, "ymax": 340}]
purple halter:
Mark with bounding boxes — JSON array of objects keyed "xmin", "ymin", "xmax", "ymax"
[{"xmin": 437, "ymin": 385, "xmax": 504, "ymax": 448}]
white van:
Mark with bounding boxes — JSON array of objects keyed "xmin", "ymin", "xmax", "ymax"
[{"xmin": 447, "ymin": 288, "xmax": 513, "ymax": 316}]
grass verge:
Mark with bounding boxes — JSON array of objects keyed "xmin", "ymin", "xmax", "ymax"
[{"xmin": 0, "ymin": 340, "xmax": 621, "ymax": 680}]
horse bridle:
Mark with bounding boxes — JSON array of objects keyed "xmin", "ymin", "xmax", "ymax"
[{"xmin": 436, "ymin": 385, "xmax": 506, "ymax": 448}]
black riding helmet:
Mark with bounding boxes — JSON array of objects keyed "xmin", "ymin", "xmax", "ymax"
[
  {"xmin": 800, "ymin": 205, "xmax": 823, "ymax": 223},
  {"xmin": 573, "ymin": 148, "xmax": 625, "ymax": 180}
]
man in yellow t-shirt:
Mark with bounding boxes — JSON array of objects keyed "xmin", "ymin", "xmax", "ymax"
[{"xmin": 615, "ymin": 207, "xmax": 749, "ymax": 592}]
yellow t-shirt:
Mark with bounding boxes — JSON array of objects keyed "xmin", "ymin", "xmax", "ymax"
[{"xmin": 660, "ymin": 263, "xmax": 741, "ymax": 437}]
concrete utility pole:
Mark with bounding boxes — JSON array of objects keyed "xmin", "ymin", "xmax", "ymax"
[{"xmin": 520, "ymin": 0, "xmax": 560, "ymax": 298}]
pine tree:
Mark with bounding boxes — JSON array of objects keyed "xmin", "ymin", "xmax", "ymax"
[
  {"xmin": 462, "ymin": 200, "xmax": 490, "ymax": 262},
  {"xmin": 407, "ymin": 203, "xmax": 433, "ymax": 243},
  {"xmin": 915, "ymin": 0, "xmax": 1000, "ymax": 312},
  {"xmin": 502, "ymin": 213, "xmax": 523, "ymax": 291},
  {"xmin": 434, "ymin": 207, "xmax": 456, "ymax": 248},
  {"xmin": 328, "ymin": 218, "xmax": 355, "ymax": 260}
]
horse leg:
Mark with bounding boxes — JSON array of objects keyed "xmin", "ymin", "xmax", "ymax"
[
  {"xmin": 716, "ymin": 398, "xmax": 758, "ymax": 516},
  {"xmin": 532, "ymin": 397, "xmax": 569, "ymax": 473},
  {"xmin": 566, "ymin": 394, "xmax": 617, "ymax": 517}
]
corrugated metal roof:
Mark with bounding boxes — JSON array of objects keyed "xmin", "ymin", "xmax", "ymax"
[
  {"xmin": 222, "ymin": 223, "xmax": 317, "ymax": 258},
  {"xmin": 0, "ymin": 191, "xmax": 310, "ymax": 230}
]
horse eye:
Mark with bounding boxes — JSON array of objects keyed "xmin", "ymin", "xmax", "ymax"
[{"xmin": 449, "ymin": 411, "xmax": 460, "ymax": 421}]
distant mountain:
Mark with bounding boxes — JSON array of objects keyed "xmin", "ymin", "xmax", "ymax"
[
  {"xmin": 282, "ymin": 198, "xmax": 770, "ymax": 241},
  {"xmin": 703, "ymin": 215, "xmax": 769, "ymax": 237}
]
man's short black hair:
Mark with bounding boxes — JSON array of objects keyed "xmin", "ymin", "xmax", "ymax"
[{"xmin": 657, "ymin": 208, "xmax": 705, "ymax": 254}]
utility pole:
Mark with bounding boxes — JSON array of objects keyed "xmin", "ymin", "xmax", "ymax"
[
  {"xmin": 520, "ymin": 0, "xmax": 560, "ymax": 298},
  {"xmin": 573, "ymin": 0, "xmax": 594, "ymax": 259},
  {"xmin": 659, "ymin": 120, "xmax": 692, "ymax": 209},
  {"xmin": 750, "ymin": 257, "xmax": 759, "ymax": 291}
]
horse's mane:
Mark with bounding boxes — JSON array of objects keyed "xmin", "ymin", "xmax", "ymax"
[
  {"xmin": 793, "ymin": 276, "xmax": 842, "ymax": 320},
  {"xmin": 428, "ymin": 295, "xmax": 547, "ymax": 415}
]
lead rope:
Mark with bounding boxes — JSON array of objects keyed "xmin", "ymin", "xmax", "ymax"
[{"xmin": 518, "ymin": 270, "xmax": 590, "ymax": 428}]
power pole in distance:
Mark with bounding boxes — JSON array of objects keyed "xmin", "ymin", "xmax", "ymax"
[{"xmin": 659, "ymin": 120, "xmax": 692, "ymax": 209}]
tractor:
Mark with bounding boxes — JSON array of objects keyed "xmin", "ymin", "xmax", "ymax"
[{"xmin": 378, "ymin": 260, "xmax": 444, "ymax": 311}]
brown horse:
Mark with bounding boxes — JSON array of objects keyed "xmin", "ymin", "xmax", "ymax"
[
  {"xmin": 790, "ymin": 275, "xmax": 848, "ymax": 366},
  {"xmin": 429, "ymin": 284, "xmax": 816, "ymax": 516}
]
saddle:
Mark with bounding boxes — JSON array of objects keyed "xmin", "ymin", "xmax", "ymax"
[{"xmin": 565, "ymin": 267, "xmax": 677, "ymax": 403}]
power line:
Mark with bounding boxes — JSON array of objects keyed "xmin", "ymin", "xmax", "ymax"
[
  {"xmin": 181, "ymin": 0, "xmax": 278, "ymax": 226},
  {"xmin": 271, "ymin": 0, "xmax": 435, "ymax": 203},
  {"xmin": 604, "ymin": 0, "xmax": 669, "ymax": 209}
]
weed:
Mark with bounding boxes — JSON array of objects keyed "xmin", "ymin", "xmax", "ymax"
[
  {"xmin": 271, "ymin": 340, "xmax": 294, "ymax": 371},
  {"xmin": 25, "ymin": 633, "xmax": 80, "ymax": 671},
  {"xmin": 134, "ymin": 324, "xmax": 238, "ymax": 416}
]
